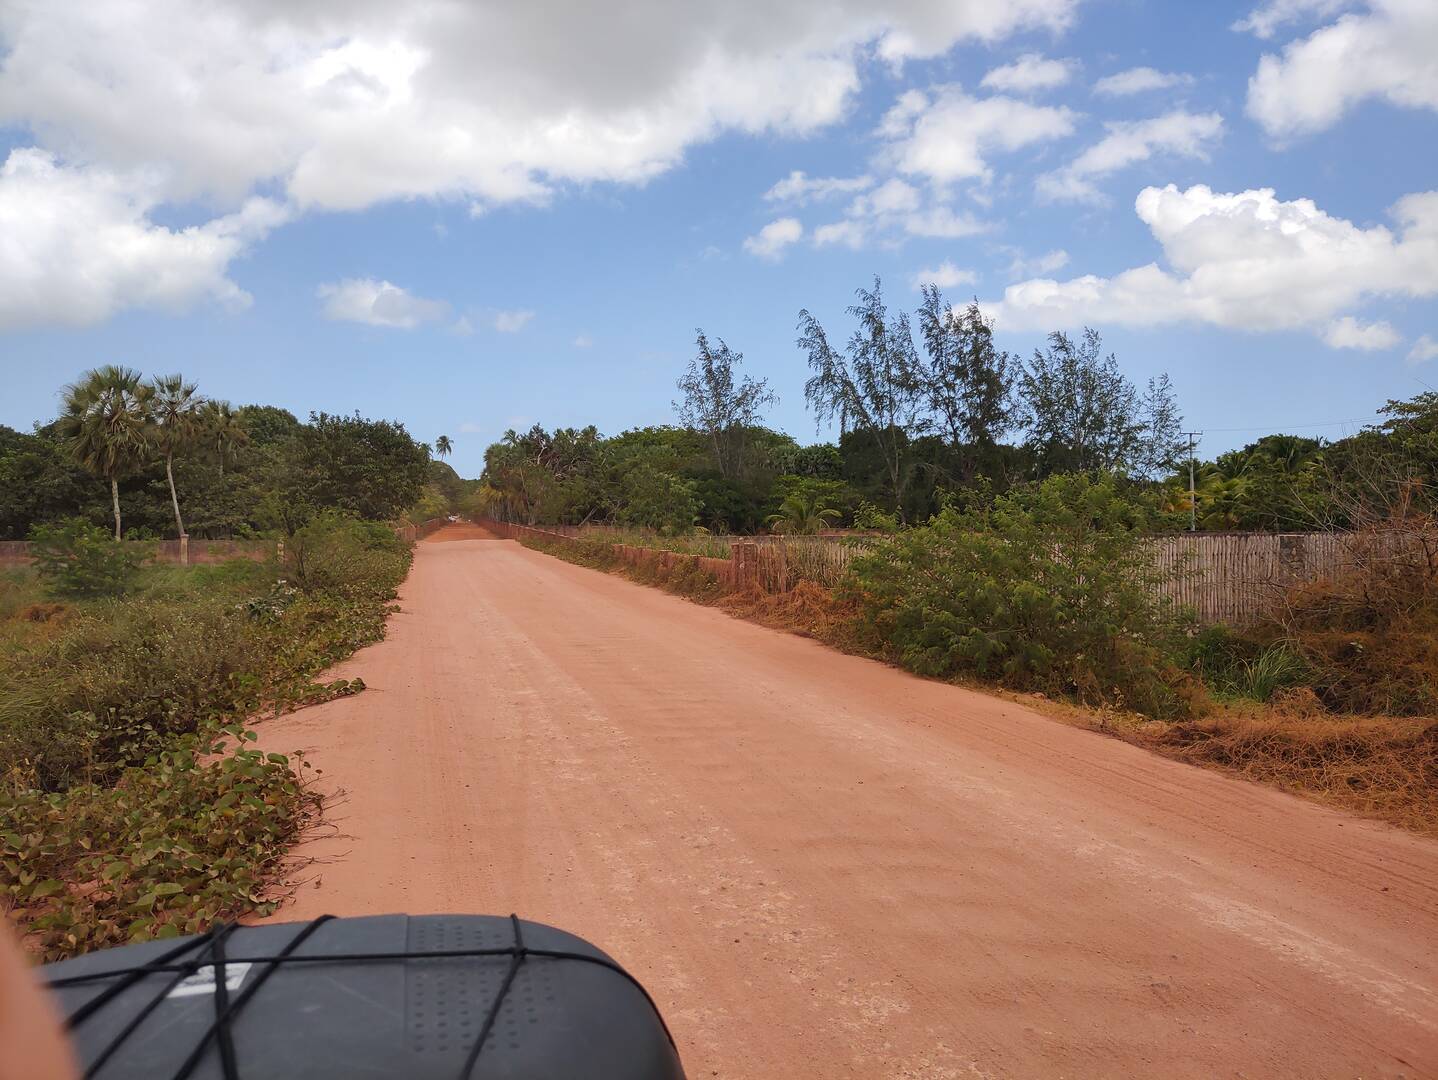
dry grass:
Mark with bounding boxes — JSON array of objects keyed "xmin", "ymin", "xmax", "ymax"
[{"xmin": 1131, "ymin": 709, "xmax": 1438, "ymax": 836}]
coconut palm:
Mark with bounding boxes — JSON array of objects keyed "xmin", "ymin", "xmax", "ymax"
[
  {"xmin": 56, "ymin": 366, "xmax": 154, "ymax": 540},
  {"xmin": 434, "ymin": 434, "xmax": 453, "ymax": 459},
  {"xmin": 202, "ymin": 399, "xmax": 248, "ymax": 477},
  {"xmin": 149, "ymin": 374, "xmax": 206, "ymax": 538},
  {"xmin": 766, "ymin": 489, "xmax": 842, "ymax": 535}
]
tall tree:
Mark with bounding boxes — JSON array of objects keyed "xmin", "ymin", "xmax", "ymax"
[
  {"xmin": 798, "ymin": 278, "xmax": 925, "ymax": 517},
  {"xmin": 915, "ymin": 287, "xmax": 1016, "ymax": 483},
  {"xmin": 201, "ymin": 400, "xmax": 248, "ymax": 477},
  {"xmin": 149, "ymin": 374, "xmax": 205, "ymax": 538},
  {"xmin": 56, "ymin": 366, "xmax": 154, "ymax": 539},
  {"xmin": 673, "ymin": 331, "xmax": 775, "ymax": 478},
  {"xmin": 1019, "ymin": 328, "xmax": 1159, "ymax": 477},
  {"xmin": 1134, "ymin": 373, "xmax": 1186, "ymax": 480},
  {"xmin": 434, "ymin": 434, "xmax": 453, "ymax": 460}
]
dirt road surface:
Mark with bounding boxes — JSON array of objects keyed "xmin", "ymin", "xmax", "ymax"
[{"xmin": 259, "ymin": 526, "xmax": 1438, "ymax": 1078}]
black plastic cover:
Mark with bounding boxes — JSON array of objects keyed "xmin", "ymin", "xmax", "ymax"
[{"xmin": 41, "ymin": 913, "xmax": 686, "ymax": 1079}]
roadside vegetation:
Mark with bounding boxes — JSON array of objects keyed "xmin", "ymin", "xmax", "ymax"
[
  {"xmin": 493, "ymin": 277, "xmax": 1438, "ymax": 836},
  {"xmin": 1, "ymin": 368, "xmax": 445, "ymax": 959}
]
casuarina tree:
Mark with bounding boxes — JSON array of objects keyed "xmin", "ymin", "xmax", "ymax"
[
  {"xmin": 673, "ymin": 331, "xmax": 775, "ymax": 479},
  {"xmin": 915, "ymin": 287, "xmax": 1016, "ymax": 483},
  {"xmin": 798, "ymin": 278, "xmax": 925, "ymax": 518}
]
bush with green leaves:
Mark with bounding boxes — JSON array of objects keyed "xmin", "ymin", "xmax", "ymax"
[
  {"xmin": 281, "ymin": 511, "xmax": 410, "ymax": 596},
  {"xmin": 846, "ymin": 473, "xmax": 1201, "ymax": 718},
  {"xmin": 28, "ymin": 518, "xmax": 151, "ymax": 598},
  {"xmin": 1, "ymin": 727, "xmax": 314, "ymax": 961},
  {"xmin": 1, "ymin": 524, "xmax": 410, "ymax": 958}
]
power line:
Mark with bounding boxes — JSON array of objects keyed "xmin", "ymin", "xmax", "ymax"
[{"xmin": 1196, "ymin": 415, "xmax": 1383, "ymax": 433}]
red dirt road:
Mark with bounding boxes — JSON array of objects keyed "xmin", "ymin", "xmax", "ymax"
[{"xmin": 259, "ymin": 528, "xmax": 1438, "ymax": 1078}]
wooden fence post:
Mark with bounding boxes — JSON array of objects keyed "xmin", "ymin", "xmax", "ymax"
[{"xmin": 179, "ymin": 534, "xmax": 188, "ymax": 567}]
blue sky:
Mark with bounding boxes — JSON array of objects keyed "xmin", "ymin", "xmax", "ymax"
[{"xmin": 1, "ymin": 0, "xmax": 1435, "ymax": 477}]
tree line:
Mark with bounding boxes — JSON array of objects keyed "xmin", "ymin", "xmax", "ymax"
[
  {"xmin": 476, "ymin": 278, "xmax": 1188, "ymax": 533},
  {"xmin": 1, "ymin": 366, "xmax": 462, "ymax": 541}
]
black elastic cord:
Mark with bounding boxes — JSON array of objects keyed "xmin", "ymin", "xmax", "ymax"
[
  {"xmin": 458, "ymin": 914, "xmax": 526, "ymax": 1080},
  {"xmin": 207, "ymin": 925, "xmax": 240, "ymax": 1080},
  {"xmin": 65, "ymin": 929, "xmax": 220, "ymax": 1030},
  {"xmin": 79, "ymin": 927, "xmax": 235, "ymax": 1079},
  {"xmin": 170, "ymin": 915, "xmax": 335, "ymax": 1080}
]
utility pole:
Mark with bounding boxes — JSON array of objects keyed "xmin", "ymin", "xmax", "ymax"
[{"xmin": 1181, "ymin": 431, "xmax": 1203, "ymax": 532}]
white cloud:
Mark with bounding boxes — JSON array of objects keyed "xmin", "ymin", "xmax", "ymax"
[
  {"xmin": 1233, "ymin": 0, "xmax": 1356, "ymax": 39},
  {"xmin": 493, "ymin": 309, "xmax": 535, "ymax": 333},
  {"xmin": 0, "ymin": 0, "xmax": 1080, "ymax": 324},
  {"xmin": 1407, "ymin": 335, "xmax": 1438, "ymax": 363},
  {"xmin": 1006, "ymin": 248, "xmax": 1070, "ymax": 278},
  {"xmin": 980, "ymin": 53, "xmax": 1075, "ymax": 94},
  {"xmin": 1037, "ymin": 110, "xmax": 1224, "ymax": 203},
  {"xmin": 0, "ymin": 148, "xmax": 284, "ymax": 330},
  {"xmin": 0, "ymin": 1, "xmax": 1079, "ymax": 214},
  {"xmin": 988, "ymin": 184, "xmax": 1438, "ymax": 341},
  {"xmin": 910, "ymin": 260, "xmax": 978, "ymax": 290},
  {"xmin": 763, "ymin": 170, "xmax": 872, "ymax": 204},
  {"xmin": 812, "ymin": 179, "xmax": 987, "ymax": 249},
  {"xmin": 743, "ymin": 217, "xmax": 804, "ymax": 259},
  {"xmin": 1245, "ymin": 0, "xmax": 1438, "ymax": 138},
  {"xmin": 317, "ymin": 278, "xmax": 449, "ymax": 328},
  {"xmin": 1093, "ymin": 67, "xmax": 1194, "ymax": 97},
  {"xmin": 573, "ymin": 334, "xmax": 594, "ymax": 348},
  {"xmin": 883, "ymin": 85, "xmax": 1077, "ymax": 184},
  {"xmin": 1322, "ymin": 315, "xmax": 1400, "ymax": 350}
]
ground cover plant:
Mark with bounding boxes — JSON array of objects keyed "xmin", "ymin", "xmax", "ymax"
[{"xmin": 1, "ymin": 516, "xmax": 412, "ymax": 958}]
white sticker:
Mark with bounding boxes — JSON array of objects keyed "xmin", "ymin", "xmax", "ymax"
[{"xmin": 166, "ymin": 962, "xmax": 254, "ymax": 999}]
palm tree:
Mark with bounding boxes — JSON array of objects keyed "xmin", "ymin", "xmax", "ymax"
[
  {"xmin": 766, "ymin": 489, "xmax": 842, "ymax": 535},
  {"xmin": 434, "ymin": 434, "xmax": 453, "ymax": 460},
  {"xmin": 150, "ymin": 374, "xmax": 205, "ymax": 538},
  {"xmin": 56, "ymin": 366, "xmax": 154, "ymax": 540},
  {"xmin": 201, "ymin": 399, "xmax": 248, "ymax": 477}
]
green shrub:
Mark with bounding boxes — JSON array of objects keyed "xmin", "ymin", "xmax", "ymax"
[
  {"xmin": 1, "ymin": 521, "xmax": 409, "ymax": 793},
  {"xmin": 1, "ymin": 727, "xmax": 314, "ymax": 961},
  {"xmin": 846, "ymin": 473, "xmax": 1201, "ymax": 718},
  {"xmin": 28, "ymin": 518, "xmax": 151, "ymax": 599},
  {"xmin": 282, "ymin": 511, "xmax": 410, "ymax": 596}
]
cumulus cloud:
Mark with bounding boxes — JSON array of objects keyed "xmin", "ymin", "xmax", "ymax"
[
  {"xmin": 883, "ymin": 85, "xmax": 1077, "ymax": 184},
  {"xmin": 763, "ymin": 170, "xmax": 872, "ymax": 205},
  {"xmin": 493, "ymin": 309, "xmax": 536, "ymax": 333},
  {"xmin": 987, "ymin": 184, "xmax": 1438, "ymax": 341},
  {"xmin": 1232, "ymin": 0, "xmax": 1356, "ymax": 39},
  {"xmin": 979, "ymin": 53, "xmax": 1075, "ymax": 94},
  {"xmin": 1093, "ymin": 67, "xmax": 1195, "ymax": 96},
  {"xmin": 1037, "ymin": 110, "xmax": 1224, "ymax": 203},
  {"xmin": 1407, "ymin": 335, "xmax": 1438, "ymax": 364},
  {"xmin": 910, "ymin": 261, "xmax": 978, "ymax": 290},
  {"xmin": 1245, "ymin": 0, "xmax": 1438, "ymax": 137},
  {"xmin": 1322, "ymin": 315, "xmax": 1400, "ymax": 350},
  {"xmin": 317, "ymin": 278, "xmax": 449, "ymax": 328},
  {"xmin": 0, "ymin": 0, "xmax": 1079, "ymax": 213},
  {"xmin": 0, "ymin": 148, "xmax": 284, "ymax": 330},
  {"xmin": 743, "ymin": 217, "xmax": 804, "ymax": 259},
  {"xmin": 0, "ymin": 0, "xmax": 1081, "ymax": 323}
]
